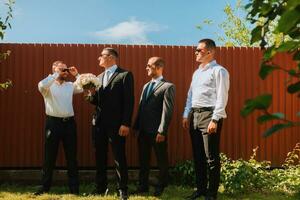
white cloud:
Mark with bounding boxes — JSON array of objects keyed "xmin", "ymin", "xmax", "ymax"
[{"xmin": 92, "ymin": 18, "xmax": 166, "ymax": 44}]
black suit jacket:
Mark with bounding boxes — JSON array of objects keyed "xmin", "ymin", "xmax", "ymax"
[
  {"xmin": 89, "ymin": 66, "xmax": 134, "ymax": 131},
  {"xmin": 134, "ymin": 79, "xmax": 175, "ymax": 136}
]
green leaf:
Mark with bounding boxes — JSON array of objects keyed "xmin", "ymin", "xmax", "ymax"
[
  {"xmin": 260, "ymin": 3, "xmax": 273, "ymax": 15},
  {"xmin": 285, "ymin": 0, "xmax": 300, "ymax": 10},
  {"xmin": 288, "ymin": 69, "xmax": 297, "ymax": 76},
  {"xmin": 259, "ymin": 63, "xmax": 279, "ymax": 80},
  {"xmin": 297, "ymin": 112, "xmax": 300, "ymax": 117},
  {"xmin": 257, "ymin": 112, "xmax": 285, "ymax": 124},
  {"xmin": 263, "ymin": 47, "xmax": 276, "ymax": 60},
  {"xmin": 287, "ymin": 81, "xmax": 300, "ymax": 93},
  {"xmin": 277, "ymin": 41, "xmax": 298, "ymax": 52},
  {"xmin": 263, "ymin": 123, "xmax": 293, "ymax": 137},
  {"xmin": 245, "ymin": 3, "xmax": 252, "ymax": 10},
  {"xmin": 277, "ymin": 9, "xmax": 300, "ymax": 33},
  {"xmin": 250, "ymin": 26, "xmax": 262, "ymax": 44},
  {"xmin": 196, "ymin": 25, "xmax": 202, "ymax": 30},
  {"xmin": 241, "ymin": 94, "xmax": 272, "ymax": 117},
  {"xmin": 293, "ymin": 51, "xmax": 300, "ymax": 61}
]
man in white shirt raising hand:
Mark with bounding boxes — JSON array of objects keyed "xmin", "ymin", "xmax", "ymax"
[{"xmin": 35, "ymin": 61, "xmax": 82, "ymax": 195}]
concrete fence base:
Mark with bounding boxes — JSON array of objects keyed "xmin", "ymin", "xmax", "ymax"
[{"xmin": 0, "ymin": 169, "xmax": 159, "ymax": 185}]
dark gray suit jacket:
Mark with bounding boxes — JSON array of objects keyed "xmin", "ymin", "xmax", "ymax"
[{"xmin": 133, "ymin": 79, "xmax": 175, "ymax": 136}]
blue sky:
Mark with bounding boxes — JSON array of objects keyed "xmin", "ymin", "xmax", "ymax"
[{"xmin": 2, "ymin": 0, "xmax": 249, "ymax": 46}]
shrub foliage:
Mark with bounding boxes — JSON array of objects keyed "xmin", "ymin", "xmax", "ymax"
[{"xmin": 171, "ymin": 144, "xmax": 300, "ymax": 194}]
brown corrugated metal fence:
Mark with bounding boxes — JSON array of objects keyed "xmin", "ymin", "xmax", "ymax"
[{"xmin": 0, "ymin": 43, "xmax": 299, "ymax": 168}]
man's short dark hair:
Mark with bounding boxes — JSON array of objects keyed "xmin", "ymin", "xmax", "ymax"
[
  {"xmin": 103, "ymin": 47, "xmax": 119, "ymax": 58},
  {"xmin": 198, "ymin": 38, "xmax": 216, "ymax": 50},
  {"xmin": 153, "ymin": 57, "xmax": 165, "ymax": 68}
]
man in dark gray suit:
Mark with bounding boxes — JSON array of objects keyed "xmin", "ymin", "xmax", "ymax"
[{"xmin": 133, "ymin": 57, "xmax": 175, "ymax": 197}]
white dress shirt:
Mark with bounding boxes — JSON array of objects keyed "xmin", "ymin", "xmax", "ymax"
[
  {"xmin": 183, "ymin": 60, "xmax": 230, "ymax": 121},
  {"xmin": 38, "ymin": 73, "xmax": 83, "ymax": 118},
  {"xmin": 151, "ymin": 75, "xmax": 163, "ymax": 87},
  {"xmin": 103, "ymin": 64, "xmax": 118, "ymax": 87}
]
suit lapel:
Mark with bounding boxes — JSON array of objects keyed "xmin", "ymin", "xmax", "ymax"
[
  {"xmin": 152, "ymin": 80, "xmax": 165, "ymax": 93},
  {"xmin": 143, "ymin": 79, "xmax": 166, "ymax": 103},
  {"xmin": 98, "ymin": 73, "xmax": 104, "ymax": 89}
]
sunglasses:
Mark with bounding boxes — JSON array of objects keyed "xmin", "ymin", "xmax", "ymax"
[
  {"xmin": 195, "ymin": 48, "xmax": 206, "ymax": 53},
  {"xmin": 61, "ymin": 68, "xmax": 70, "ymax": 72},
  {"xmin": 100, "ymin": 54, "xmax": 110, "ymax": 57}
]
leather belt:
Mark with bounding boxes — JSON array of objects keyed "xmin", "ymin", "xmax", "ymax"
[
  {"xmin": 46, "ymin": 115, "xmax": 74, "ymax": 122},
  {"xmin": 191, "ymin": 107, "xmax": 214, "ymax": 112}
]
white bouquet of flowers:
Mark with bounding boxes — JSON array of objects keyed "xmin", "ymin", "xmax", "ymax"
[{"xmin": 75, "ymin": 73, "xmax": 100, "ymax": 90}]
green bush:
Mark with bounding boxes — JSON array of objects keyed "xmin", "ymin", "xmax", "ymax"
[
  {"xmin": 170, "ymin": 159, "xmax": 195, "ymax": 186},
  {"xmin": 171, "ymin": 144, "xmax": 300, "ymax": 195},
  {"xmin": 220, "ymin": 148, "xmax": 273, "ymax": 194}
]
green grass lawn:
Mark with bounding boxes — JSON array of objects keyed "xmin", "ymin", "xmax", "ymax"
[{"xmin": 0, "ymin": 183, "xmax": 299, "ymax": 200}]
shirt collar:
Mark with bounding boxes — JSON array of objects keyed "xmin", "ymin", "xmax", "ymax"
[
  {"xmin": 105, "ymin": 64, "xmax": 118, "ymax": 74},
  {"xmin": 54, "ymin": 80, "xmax": 66, "ymax": 85},
  {"xmin": 151, "ymin": 75, "xmax": 163, "ymax": 83},
  {"xmin": 199, "ymin": 60, "xmax": 217, "ymax": 70}
]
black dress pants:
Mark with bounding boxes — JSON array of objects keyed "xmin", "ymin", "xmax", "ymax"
[
  {"xmin": 189, "ymin": 110, "xmax": 223, "ymax": 197},
  {"xmin": 93, "ymin": 125, "xmax": 128, "ymax": 192},
  {"xmin": 138, "ymin": 131, "xmax": 169, "ymax": 189},
  {"xmin": 41, "ymin": 116, "xmax": 79, "ymax": 191}
]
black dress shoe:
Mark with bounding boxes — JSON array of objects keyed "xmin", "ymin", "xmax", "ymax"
[
  {"xmin": 118, "ymin": 189, "xmax": 128, "ymax": 200},
  {"xmin": 153, "ymin": 186, "xmax": 165, "ymax": 197},
  {"xmin": 185, "ymin": 190, "xmax": 206, "ymax": 200},
  {"xmin": 34, "ymin": 187, "xmax": 49, "ymax": 196},
  {"xmin": 91, "ymin": 188, "xmax": 108, "ymax": 195},
  {"xmin": 205, "ymin": 196, "xmax": 217, "ymax": 200}
]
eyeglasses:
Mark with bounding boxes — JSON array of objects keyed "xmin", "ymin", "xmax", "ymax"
[
  {"xmin": 146, "ymin": 64, "xmax": 156, "ymax": 68},
  {"xmin": 100, "ymin": 54, "xmax": 110, "ymax": 57}
]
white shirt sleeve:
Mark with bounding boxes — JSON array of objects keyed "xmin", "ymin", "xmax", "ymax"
[
  {"xmin": 38, "ymin": 72, "xmax": 59, "ymax": 96},
  {"xmin": 212, "ymin": 68, "xmax": 230, "ymax": 120},
  {"xmin": 73, "ymin": 74, "xmax": 83, "ymax": 94},
  {"xmin": 183, "ymin": 84, "xmax": 193, "ymax": 118}
]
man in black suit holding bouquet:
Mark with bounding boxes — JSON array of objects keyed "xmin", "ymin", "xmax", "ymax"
[{"xmin": 86, "ymin": 47, "xmax": 134, "ymax": 200}]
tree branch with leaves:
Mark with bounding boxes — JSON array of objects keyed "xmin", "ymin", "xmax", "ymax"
[
  {"xmin": 0, "ymin": 0, "xmax": 14, "ymax": 91},
  {"xmin": 241, "ymin": 0, "xmax": 300, "ymax": 136}
]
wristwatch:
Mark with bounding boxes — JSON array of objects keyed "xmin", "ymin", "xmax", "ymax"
[{"xmin": 211, "ymin": 119, "xmax": 218, "ymax": 123}]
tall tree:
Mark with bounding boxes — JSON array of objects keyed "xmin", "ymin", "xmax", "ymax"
[
  {"xmin": 0, "ymin": 0, "xmax": 14, "ymax": 91},
  {"xmin": 197, "ymin": 0, "xmax": 254, "ymax": 47}
]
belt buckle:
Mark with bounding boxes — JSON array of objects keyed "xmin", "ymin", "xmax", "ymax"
[{"xmin": 62, "ymin": 117, "xmax": 69, "ymax": 122}]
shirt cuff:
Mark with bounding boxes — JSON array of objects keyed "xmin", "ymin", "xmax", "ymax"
[
  {"xmin": 183, "ymin": 108, "xmax": 191, "ymax": 118},
  {"xmin": 212, "ymin": 115, "xmax": 220, "ymax": 121}
]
